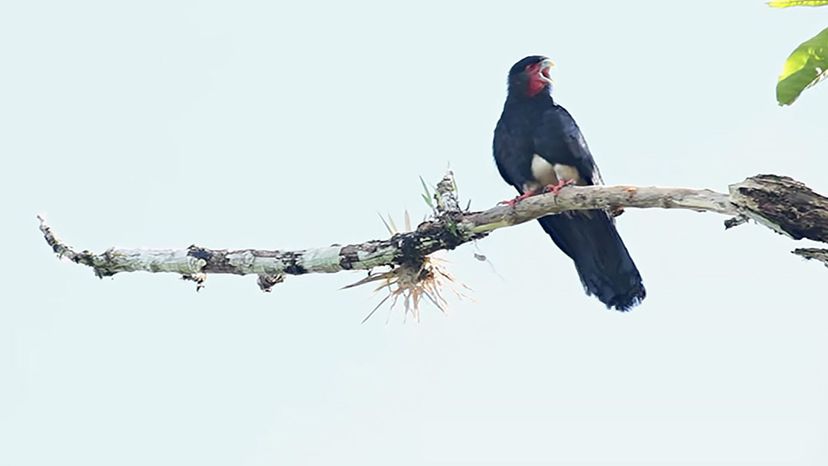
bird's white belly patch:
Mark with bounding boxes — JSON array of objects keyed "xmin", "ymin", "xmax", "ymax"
[
  {"xmin": 531, "ymin": 154, "xmax": 558, "ymax": 186},
  {"xmin": 530, "ymin": 154, "xmax": 583, "ymax": 187}
]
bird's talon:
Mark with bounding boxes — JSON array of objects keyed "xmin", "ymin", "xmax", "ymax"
[
  {"xmin": 543, "ymin": 179, "xmax": 575, "ymax": 195},
  {"xmin": 499, "ymin": 190, "xmax": 538, "ymax": 207}
]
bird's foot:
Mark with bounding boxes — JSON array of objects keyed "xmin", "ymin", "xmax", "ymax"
[
  {"xmin": 498, "ymin": 190, "xmax": 538, "ymax": 207},
  {"xmin": 543, "ymin": 179, "xmax": 576, "ymax": 195}
]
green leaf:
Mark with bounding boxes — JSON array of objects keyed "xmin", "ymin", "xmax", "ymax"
[
  {"xmin": 776, "ymin": 27, "xmax": 828, "ymax": 105},
  {"xmin": 445, "ymin": 217, "xmax": 458, "ymax": 237},
  {"xmin": 419, "ymin": 176, "xmax": 431, "ymax": 197},
  {"xmin": 768, "ymin": 0, "xmax": 828, "ymax": 7},
  {"xmin": 419, "ymin": 176, "xmax": 435, "ymax": 210},
  {"xmin": 421, "ymin": 194, "xmax": 433, "ymax": 209}
]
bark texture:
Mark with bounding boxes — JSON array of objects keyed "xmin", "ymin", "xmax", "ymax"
[{"xmin": 729, "ymin": 175, "xmax": 828, "ymax": 242}]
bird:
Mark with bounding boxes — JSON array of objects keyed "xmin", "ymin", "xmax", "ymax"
[{"xmin": 493, "ymin": 55, "xmax": 646, "ymax": 311}]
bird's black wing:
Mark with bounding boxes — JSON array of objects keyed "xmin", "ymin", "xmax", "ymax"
[
  {"xmin": 493, "ymin": 115, "xmax": 535, "ymax": 192},
  {"xmin": 534, "ymin": 105, "xmax": 604, "ymax": 186}
]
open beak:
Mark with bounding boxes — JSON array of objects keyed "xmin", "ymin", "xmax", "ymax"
[{"xmin": 539, "ymin": 58, "xmax": 555, "ymax": 83}]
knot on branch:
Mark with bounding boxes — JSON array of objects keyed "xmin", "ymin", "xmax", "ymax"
[
  {"xmin": 187, "ymin": 245, "xmax": 214, "ymax": 262},
  {"xmin": 257, "ymin": 273, "xmax": 285, "ymax": 292},
  {"xmin": 181, "ymin": 272, "xmax": 207, "ymax": 291},
  {"xmin": 729, "ymin": 175, "xmax": 828, "ymax": 242},
  {"xmin": 434, "ymin": 171, "xmax": 461, "ymax": 215}
]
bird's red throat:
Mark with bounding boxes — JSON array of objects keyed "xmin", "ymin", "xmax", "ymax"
[{"xmin": 526, "ymin": 64, "xmax": 551, "ymax": 97}]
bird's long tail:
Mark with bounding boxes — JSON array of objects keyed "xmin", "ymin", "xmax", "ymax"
[{"xmin": 537, "ymin": 211, "xmax": 645, "ymax": 311}]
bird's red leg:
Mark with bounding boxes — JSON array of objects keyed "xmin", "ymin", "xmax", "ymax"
[
  {"xmin": 499, "ymin": 189, "xmax": 539, "ymax": 207},
  {"xmin": 544, "ymin": 179, "xmax": 576, "ymax": 195}
]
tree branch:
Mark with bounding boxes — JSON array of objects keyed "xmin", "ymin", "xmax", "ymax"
[{"xmin": 39, "ymin": 174, "xmax": 828, "ymax": 290}]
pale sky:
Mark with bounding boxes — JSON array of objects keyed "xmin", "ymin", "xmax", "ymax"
[{"xmin": 3, "ymin": 1, "xmax": 828, "ymax": 465}]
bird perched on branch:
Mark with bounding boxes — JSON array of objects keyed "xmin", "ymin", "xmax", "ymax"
[{"xmin": 493, "ymin": 55, "xmax": 646, "ymax": 311}]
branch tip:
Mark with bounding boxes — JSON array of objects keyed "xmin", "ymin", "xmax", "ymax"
[
  {"xmin": 724, "ymin": 215, "xmax": 749, "ymax": 230},
  {"xmin": 792, "ymin": 248, "xmax": 828, "ymax": 267}
]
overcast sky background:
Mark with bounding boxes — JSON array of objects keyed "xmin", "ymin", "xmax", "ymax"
[{"xmin": 3, "ymin": 1, "xmax": 828, "ymax": 465}]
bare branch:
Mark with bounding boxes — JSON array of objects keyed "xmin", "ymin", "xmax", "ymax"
[{"xmin": 39, "ymin": 174, "xmax": 828, "ymax": 289}]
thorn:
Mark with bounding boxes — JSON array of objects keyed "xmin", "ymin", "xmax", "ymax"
[
  {"xmin": 378, "ymin": 213, "xmax": 393, "ymax": 235},
  {"xmin": 362, "ymin": 293, "xmax": 392, "ymax": 324}
]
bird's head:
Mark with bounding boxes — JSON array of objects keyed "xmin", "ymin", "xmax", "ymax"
[{"xmin": 508, "ymin": 55, "xmax": 555, "ymax": 98}]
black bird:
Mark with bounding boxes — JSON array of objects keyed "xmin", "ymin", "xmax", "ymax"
[{"xmin": 493, "ymin": 55, "xmax": 645, "ymax": 311}]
